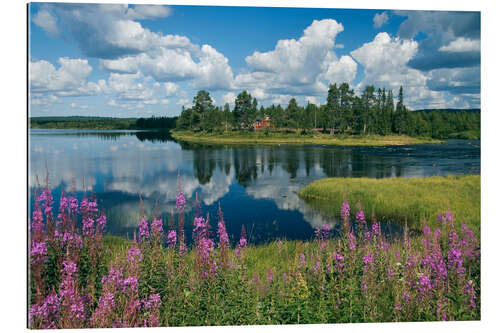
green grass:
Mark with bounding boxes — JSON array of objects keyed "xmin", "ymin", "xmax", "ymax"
[
  {"xmin": 298, "ymin": 175, "xmax": 480, "ymax": 234},
  {"xmin": 171, "ymin": 130, "xmax": 443, "ymax": 146}
]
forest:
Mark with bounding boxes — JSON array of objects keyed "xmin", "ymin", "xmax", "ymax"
[
  {"xmin": 30, "ymin": 116, "xmax": 178, "ymax": 131},
  {"xmin": 176, "ymin": 83, "xmax": 480, "ymax": 139}
]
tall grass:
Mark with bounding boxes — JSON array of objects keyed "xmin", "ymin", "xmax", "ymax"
[
  {"xmin": 28, "ymin": 175, "xmax": 480, "ymax": 328},
  {"xmin": 299, "ymin": 175, "xmax": 480, "ymax": 234}
]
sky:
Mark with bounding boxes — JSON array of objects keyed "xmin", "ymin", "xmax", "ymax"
[{"xmin": 28, "ymin": 2, "xmax": 481, "ymax": 117}]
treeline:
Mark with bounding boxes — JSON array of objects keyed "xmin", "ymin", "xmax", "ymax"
[
  {"xmin": 30, "ymin": 116, "xmax": 178, "ymax": 131},
  {"xmin": 176, "ymin": 83, "xmax": 480, "ymax": 139},
  {"xmin": 30, "ymin": 117, "xmax": 137, "ymax": 130},
  {"xmin": 135, "ymin": 116, "xmax": 178, "ymax": 130}
]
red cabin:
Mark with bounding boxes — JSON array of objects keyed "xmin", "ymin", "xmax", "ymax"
[{"xmin": 253, "ymin": 115, "xmax": 273, "ymax": 130}]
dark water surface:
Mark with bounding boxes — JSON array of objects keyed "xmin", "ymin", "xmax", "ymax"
[{"xmin": 28, "ymin": 129, "xmax": 480, "ymax": 244}]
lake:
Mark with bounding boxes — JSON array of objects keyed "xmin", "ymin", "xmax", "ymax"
[{"xmin": 28, "ymin": 129, "xmax": 480, "ymax": 244}]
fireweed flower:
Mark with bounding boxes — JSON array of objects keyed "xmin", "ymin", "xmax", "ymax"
[
  {"xmin": 97, "ymin": 215, "xmax": 107, "ymax": 228},
  {"xmin": 144, "ymin": 294, "xmax": 161, "ymax": 327},
  {"xmin": 372, "ymin": 222, "xmax": 381, "ymax": 236},
  {"xmin": 356, "ymin": 209, "xmax": 366, "ymax": 227},
  {"xmin": 417, "ymin": 274, "xmax": 433, "ymax": 298},
  {"xmin": 151, "ymin": 218, "xmax": 163, "ymax": 241},
  {"xmin": 193, "ymin": 216, "xmax": 207, "ymax": 240},
  {"xmin": 91, "ymin": 292, "xmax": 116, "ymax": 327},
  {"xmin": 58, "ymin": 260, "xmax": 86, "ymax": 327},
  {"xmin": 122, "ymin": 277, "xmax": 139, "ymax": 293},
  {"xmin": 238, "ymin": 225, "xmax": 247, "ymax": 248},
  {"xmin": 461, "ymin": 223, "xmax": 480, "ymax": 261},
  {"xmin": 68, "ymin": 196, "xmax": 78, "ymax": 211},
  {"xmin": 30, "ymin": 240, "xmax": 47, "ymax": 264},
  {"xmin": 128, "ymin": 247, "xmax": 142, "ymax": 264},
  {"xmin": 138, "ymin": 218, "xmax": 150, "ymax": 241},
  {"xmin": 335, "ymin": 253, "xmax": 345, "ymax": 272},
  {"xmin": 80, "ymin": 198, "xmax": 88, "ymax": 215},
  {"xmin": 40, "ymin": 189, "xmax": 54, "ymax": 219},
  {"xmin": 341, "ymin": 201, "xmax": 350, "ymax": 219},
  {"xmin": 217, "ymin": 220, "xmax": 229, "ymax": 248},
  {"xmin": 447, "ymin": 248, "xmax": 465, "ymax": 275},
  {"xmin": 167, "ymin": 230, "xmax": 177, "ymax": 248},
  {"xmin": 88, "ymin": 198, "xmax": 98, "ymax": 213},
  {"xmin": 362, "ymin": 253, "xmax": 374, "ymax": 272},
  {"xmin": 196, "ymin": 237, "xmax": 217, "ymax": 278},
  {"xmin": 29, "ymin": 290, "xmax": 60, "ymax": 328},
  {"xmin": 464, "ymin": 280, "xmax": 477, "ymax": 310},
  {"xmin": 176, "ymin": 192, "xmax": 186, "ymax": 213},
  {"xmin": 423, "ymin": 225, "xmax": 431, "ymax": 236},
  {"xmin": 82, "ymin": 217, "xmax": 95, "ymax": 236}
]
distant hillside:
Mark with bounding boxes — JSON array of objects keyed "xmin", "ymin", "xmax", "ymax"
[
  {"xmin": 30, "ymin": 116, "xmax": 137, "ymax": 122},
  {"xmin": 412, "ymin": 108, "xmax": 480, "ymax": 113},
  {"xmin": 29, "ymin": 115, "xmax": 178, "ymax": 130}
]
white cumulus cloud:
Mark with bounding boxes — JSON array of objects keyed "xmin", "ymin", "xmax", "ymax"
[
  {"xmin": 235, "ymin": 19, "xmax": 357, "ymax": 104},
  {"xmin": 351, "ymin": 32, "xmax": 447, "ymax": 109},
  {"xmin": 439, "ymin": 37, "xmax": 480, "ymax": 53}
]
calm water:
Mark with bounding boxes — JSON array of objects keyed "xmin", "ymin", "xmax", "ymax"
[{"xmin": 28, "ymin": 129, "xmax": 480, "ymax": 244}]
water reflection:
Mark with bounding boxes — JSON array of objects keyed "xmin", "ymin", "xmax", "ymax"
[{"xmin": 28, "ymin": 129, "xmax": 480, "ymax": 244}]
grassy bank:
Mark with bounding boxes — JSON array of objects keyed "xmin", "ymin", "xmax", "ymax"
[
  {"xmin": 299, "ymin": 175, "xmax": 480, "ymax": 234},
  {"xmin": 171, "ymin": 130, "xmax": 442, "ymax": 146}
]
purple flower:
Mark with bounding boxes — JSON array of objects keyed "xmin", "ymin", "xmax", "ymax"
[
  {"xmin": 447, "ymin": 248, "xmax": 465, "ymax": 275},
  {"xmin": 31, "ymin": 208, "xmax": 44, "ymax": 237},
  {"xmin": 238, "ymin": 225, "xmax": 247, "ymax": 248},
  {"xmin": 372, "ymin": 223, "xmax": 380, "ymax": 236},
  {"xmin": 138, "ymin": 218, "xmax": 150, "ymax": 241},
  {"xmin": 151, "ymin": 218, "xmax": 163, "ymax": 239},
  {"xmin": 128, "ymin": 247, "xmax": 142, "ymax": 264},
  {"xmin": 356, "ymin": 210, "xmax": 365, "ymax": 224},
  {"xmin": 363, "ymin": 253, "xmax": 373, "ymax": 265},
  {"xmin": 68, "ymin": 196, "xmax": 78, "ymax": 212},
  {"xmin": 167, "ymin": 229, "xmax": 177, "ymax": 248},
  {"xmin": 122, "ymin": 277, "xmax": 138, "ymax": 293},
  {"xmin": 217, "ymin": 220, "xmax": 229, "ymax": 248},
  {"xmin": 87, "ymin": 199, "xmax": 98, "ymax": 213},
  {"xmin": 362, "ymin": 253, "xmax": 374, "ymax": 272},
  {"xmin": 423, "ymin": 225, "xmax": 431, "ymax": 236},
  {"xmin": 82, "ymin": 217, "xmax": 95, "ymax": 236},
  {"xmin": 298, "ymin": 252, "xmax": 306, "ymax": 269},
  {"xmin": 30, "ymin": 240, "xmax": 47, "ymax": 264},
  {"xmin": 176, "ymin": 192, "xmax": 186, "ymax": 213},
  {"xmin": 341, "ymin": 201, "xmax": 350, "ymax": 219},
  {"xmin": 464, "ymin": 279, "xmax": 477, "ymax": 310},
  {"xmin": 193, "ymin": 216, "xmax": 207, "ymax": 240},
  {"xmin": 97, "ymin": 215, "xmax": 107, "ymax": 228},
  {"xmin": 417, "ymin": 274, "xmax": 433, "ymax": 298}
]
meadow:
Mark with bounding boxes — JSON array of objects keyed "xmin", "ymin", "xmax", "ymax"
[
  {"xmin": 299, "ymin": 175, "xmax": 480, "ymax": 234},
  {"xmin": 29, "ymin": 176, "xmax": 480, "ymax": 328}
]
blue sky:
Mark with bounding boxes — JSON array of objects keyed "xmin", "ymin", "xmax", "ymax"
[{"xmin": 28, "ymin": 2, "xmax": 480, "ymax": 117}]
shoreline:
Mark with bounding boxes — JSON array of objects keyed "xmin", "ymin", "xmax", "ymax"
[{"xmin": 171, "ymin": 130, "xmax": 443, "ymax": 147}]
